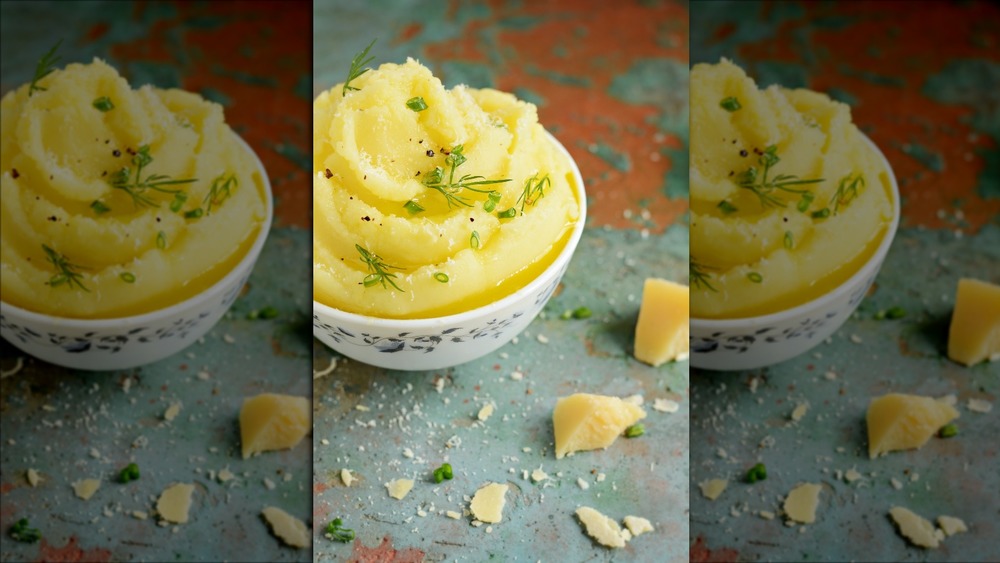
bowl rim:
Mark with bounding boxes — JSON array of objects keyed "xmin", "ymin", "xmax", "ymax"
[
  {"xmin": 313, "ymin": 130, "xmax": 587, "ymax": 327},
  {"xmin": 0, "ymin": 131, "xmax": 274, "ymax": 329},
  {"xmin": 690, "ymin": 132, "xmax": 900, "ymax": 329}
]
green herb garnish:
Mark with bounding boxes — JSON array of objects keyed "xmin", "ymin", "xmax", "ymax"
[
  {"xmin": 92, "ymin": 96, "xmax": 114, "ymax": 112},
  {"xmin": 572, "ymin": 306, "xmax": 592, "ymax": 319},
  {"xmin": 797, "ymin": 191, "xmax": 815, "ymax": 213},
  {"xmin": 783, "ymin": 230, "xmax": 794, "ymax": 249},
  {"xmin": 108, "ymin": 145, "xmax": 197, "ymax": 208},
  {"xmin": 434, "ymin": 272, "xmax": 449, "ymax": 283},
  {"xmin": 406, "ymin": 96, "xmax": 428, "ymax": 112},
  {"xmin": 169, "ymin": 192, "xmax": 188, "ymax": 213},
  {"xmin": 720, "ymin": 96, "xmax": 741, "ymax": 112},
  {"xmin": 343, "ymin": 39, "xmax": 376, "ymax": 96},
  {"xmin": 517, "ymin": 174, "xmax": 550, "ymax": 214},
  {"xmin": 483, "ymin": 191, "xmax": 502, "ymax": 213},
  {"xmin": 90, "ymin": 200, "xmax": 111, "ymax": 214},
  {"xmin": 885, "ymin": 306, "xmax": 906, "ymax": 319},
  {"xmin": 403, "ymin": 200, "xmax": 424, "ymax": 215},
  {"xmin": 831, "ymin": 173, "xmax": 864, "ymax": 215},
  {"xmin": 747, "ymin": 272, "xmax": 763, "ymax": 283},
  {"xmin": 470, "ymin": 230, "xmax": 480, "ymax": 249},
  {"xmin": 736, "ymin": 145, "xmax": 824, "ymax": 208},
  {"xmin": 118, "ymin": 462, "xmax": 140, "ymax": 483},
  {"xmin": 496, "ymin": 207, "xmax": 516, "ymax": 219},
  {"xmin": 690, "ymin": 259, "xmax": 717, "ymax": 292},
  {"xmin": 745, "ymin": 462, "xmax": 767, "ymax": 483},
  {"xmin": 422, "ymin": 144, "xmax": 511, "ymax": 208},
  {"xmin": 357, "ymin": 244, "xmax": 403, "ymax": 291},
  {"xmin": 939, "ymin": 423, "xmax": 958, "ymax": 438},
  {"xmin": 811, "ymin": 208, "xmax": 830, "ymax": 219},
  {"xmin": 717, "ymin": 200, "xmax": 738, "ymax": 214},
  {"xmin": 184, "ymin": 208, "xmax": 204, "ymax": 219},
  {"xmin": 9, "ymin": 518, "xmax": 41, "ymax": 543},
  {"xmin": 43, "ymin": 244, "xmax": 88, "ymax": 291},
  {"xmin": 248, "ymin": 306, "xmax": 280, "ymax": 320},
  {"xmin": 624, "ymin": 424, "xmax": 644, "ymax": 438},
  {"xmin": 120, "ymin": 272, "xmax": 136, "ymax": 283},
  {"xmin": 204, "ymin": 173, "xmax": 237, "ymax": 215},
  {"xmin": 432, "ymin": 463, "xmax": 454, "ymax": 483},
  {"xmin": 29, "ymin": 40, "xmax": 62, "ymax": 96},
  {"xmin": 156, "ymin": 231, "xmax": 167, "ymax": 249},
  {"xmin": 324, "ymin": 518, "xmax": 355, "ymax": 543}
]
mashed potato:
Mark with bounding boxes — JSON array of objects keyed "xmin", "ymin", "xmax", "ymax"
[
  {"xmin": 691, "ymin": 59, "xmax": 893, "ymax": 319},
  {"xmin": 0, "ymin": 59, "xmax": 267, "ymax": 318},
  {"xmin": 314, "ymin": 58, "xmax": 580, "ymax": 319}
]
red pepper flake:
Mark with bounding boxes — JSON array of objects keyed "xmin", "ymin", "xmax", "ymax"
[
  {"xmin": 126, "ymin": 147, "xmax": 136, "ymax": 155},
  {"xmin": 324, "ymin": 168, "xmax": 332, "ymax": 179},
  {"xmin": 11, "ymin": 169, "xmax": 19, "ymax": 179},
  {"xmin": 426, "ymin": 149, "xmax": 435, "ymax": 157},
  {"xmin": 440, "ymin": 147, "xmax": 450, "ymax": 155}
]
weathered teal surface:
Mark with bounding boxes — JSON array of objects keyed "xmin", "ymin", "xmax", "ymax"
[{"xmin": 314, "ymin": 227, "xmax": 690, "ymax": 562}]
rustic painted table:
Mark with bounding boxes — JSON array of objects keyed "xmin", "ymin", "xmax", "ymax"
[
  {"xmin": 689, "ymin": 2, "xmax": 1000, "ymax": 562},
  {"xmin": 0, "ymin": 2, "xmax": 312, "ymax": 561},
  {"xmin": 312, "ymin": 1, "xmax": 691, "ymax": 561}
]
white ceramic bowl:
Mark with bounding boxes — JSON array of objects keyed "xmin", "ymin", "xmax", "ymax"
[
  {"xmin": 690, "ymin": 134, "xmax": 900, "ymax": 371},
  {"xmin": 0, "ymin": 134, "xmax": 273, "ymax": 371},
  {"xmin": 313, "ymin": 132, "xmax": 587, "ymax": 371}
]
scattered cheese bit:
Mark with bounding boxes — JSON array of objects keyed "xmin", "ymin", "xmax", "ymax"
[
  {"xmin": 791, "ymin": 403, "xmax": 809, "ymax": 421},
  {"xmin": 510, "ymin": 371, "xmax": 524, "ymax": 381},
  {"xmin": 937, "ymin": 515, "xmax": 968, "ymax": 537},
  {"xmin": 470, "ymin": 482, "xmax": 509, "ymax": 523},
  {"xmin": 132, "ymin": 511, "xmax": 148, "ymax": 520},
  {"xmin": 967, "ymin": 398, "xmax": 992, "ymax": 413},
  {"xmin": 596, "ymin": 473, "xmax": 606, "ymax": 482},
  {"xmin": 355, "ymin": 404, "xmax": 371, "ymax": 412},
  {"xmin": 239, "ymin": 393, "xmax": 310, "ymax": 459},
  {"xmin": 446, "ymin": 510, "xmax": 462, "ymax": 520},
  {"xmin": 891, "ymin": 477, "xmax": 903, "ymax": 490},
  {"xmin": 531, "ymin": 467, "xmax": 549, "ymax": 483},
  {"xmin": 652, "ymin": 398, "xmax": 679, "ymax": 413},
  {"xmin": 759, "ymin": 511, "xmax": 775, "ymax": 520},
  {"xmin": 783, "ymin": 483, "xmax": 822, "ymax": 524},
  {"xmin": 947, "ymin": 278, "xmax": 1000, "ymax": 366},
  {"xmin": 163, "ymin": 402, "xmax": 182, "ymax": 421},
  {"xmin": 844, "ymin": 469, "xmax": 863, "ymax": 483},
  {"xmin": 341, "ymin": 469, "xmax": 355, "ymax": 487},
  {"xmin": 477, "ymin": 403, "xmax": 495, "ymax": 422},
  {"xmin": 699, "ymin": 479, "xmax": 728, "ymax": 501},
  {"xmin": 552, "ymin": 393, "xmax": 646, "ymax": 459},
  {"xmin": 623, "ymin": 515, "xmax": 654, "ymax": 537},
  {"xmin": 890, "ymin": 506, "xmax": 939, "ymax": 548},
  {"xmin": 313, "ymin": 356, "xmax": 338, "ymax": 379},
  {"xmin": 385, "ymin": 478, "xmax": 414, "ymax": 500},
  {"xmin": 156, "ymin": 483, "xmax": 194, "ymax": 524},
  {"xmin": 623, "ymin": 394, "xmax": 644, "ymax": 406},
  {"xmin": 218, "ymin": 469, "xmax": 235, "ymax": 483},
  {"xmin": 575, "ymin": 506, "xmax": 626, "ymax": 548},
  {"xmin": 577, "ymin": 477, "xmax": 590, "ymax": 490},
  {"xmin": 263, "ymin": 478, "xmax": 276, "ymax": 490},
  {"xmin": 634, "ymin": 278, "xmax": 689, "ymax": 366},
  {"xmin": 26, "ymin": 469, "xmax": 41, "ymax": 487},
  {"xmin": 262, "ymin": 506, "xmax": 310, "ymax": 549},
  {"xmin": 72, "ymin": 478, "xmax": 101, "ymax": 500},
  {"xmin": 866, "ymin": 393, "xmax": 959, "ymax": 458}
]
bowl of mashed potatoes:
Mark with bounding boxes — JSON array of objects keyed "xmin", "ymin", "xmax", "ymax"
[
  {"xmin": 689, "ymin": 59, "xmax": 899, "ymax": 370},
  {"xmin": 312, "ymin": 59, "xmax": 585, "ymax": 371},
  {"xmin": 0, "ymin": 58, "xmax": 272, "ymax": 370}
]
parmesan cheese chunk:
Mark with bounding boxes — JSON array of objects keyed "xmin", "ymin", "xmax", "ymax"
[
  {"xmin": 341, "ymin": 469, "xmax": 355, "ymax": 487},
  {"xmin": 866, "ymin": 393, "xmax": 959, "ymax": 458},
  {"xmin": 157, "ymin": 483, "xmax": 194, "ymax": 524},
  {"xmin": 163, "ymin": 402, "xmax": 182, "ymax": 421},
  {"xmin": 553, "ymin": 393, "xmax": 646, "ymax": 459},
  {"xmin": 262, "ymin": 506, "xmax": 310, "ymax": 548},
  {"xmin": 623, "ymin": 515, "xmax": 654, "ymax": 537},
  {"xmin": 239, "ymin": 393, "xmax": 310, "ymax": 459},
  {"xmin": 699, "ymin": 478, "xmax": 728, "ymax": 501},
  {"xmin": 477, "ymin": 403, "xmax": 495, "ymax": 422},
  {"xmin": 72, "ymin": 478, "xmax": 101, "ymax": 500},
  {"xmin": 947, "ymin": 278, "xmax": 1000, "ymax": 366},
  {"xmin": 385, "ymin": 478, "xmax": 414, "ymax": 500},
  {"xmin": 575, "ymin": 506, "xmax": 626, "ymax": 548},
  {"xmin": 783, "ymin": 483, "xmax": 822, "ymax": 524},
  {"xmin": 890, "ymin": 506, "xmax": 939, "ymax": 548},
  {"xmin": 26, "ymin": 468, "xmax": 41, "ymax": 487},
  {"xmin": 937, "ymin": 515, "xmax": 968, "ymax": 537},
  {"xmin": 470, "ymin": 482, "xmax": 509, "ymax": 523},
  {"xmin": 634, "ymin": 278, "xmax": 689, "ymax": 366}
]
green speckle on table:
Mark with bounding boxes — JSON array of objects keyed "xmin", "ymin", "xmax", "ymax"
[
  {"xmin": 272, "ymin": 140, "xmax": 311, "ymax": 172},
  {"xmin": 661, "ymin": 146, "xmax": 689, "ymax": 199},
  {"xmin": 513, "ymin": 86, "xmax": 546, "ymax": 107},
  {"xmin": 525, "ymin": 63, "xmax": 591, "ymax": 87},
  {"xmin": 126, "ymin": 60, "xmax": 182, "ymax": 88},
  {"xmin": 199, "ymin": 87, "xmax": 231, "ymax": 106},
  {"xmin": 752, "ymin": 60, "xmax": 809, "ymax": 89},
  {"xmin": 900, "ymin": 141, "xmax": 945, "ymax": 173},
  {"xmin": 588, "ymin": 141, "xmax": 632, "ymax": 172},
  {"xmin": 825, "ymin": 87, "xmax": 857, "ymax": 107},
  {"xmin": 212, "ymin": 65, "xmax": 279, "ymax": 88},
  {"xmin": 608, "ymin": 58, "xmax": 687, "ymax": 106},
  {"xmin": 437, "ymin": 60, "xmax": 495, "ymax": 88},
  {"xmin": 293, "ymin": 73, "xmax": 312, "ymax": 102}
]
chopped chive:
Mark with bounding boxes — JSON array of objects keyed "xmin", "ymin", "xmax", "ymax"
[
  {"xmin": 406, "ymin": 96, "xmax": 428, "ymax": 112},
  {"xmin": 169, "ymin": 192, "xmax": 188, "ymax": 213},
  {"xmin": 811, "ymin": 208, "xmax": 830, "ymax": 219},
  {"xmin": 797, "ymin": 191, "xmax": 815, "ymax": 212},
  {"xmin": 885, "ymin": 306, "xmax": 906, "ymax": 319},
  {"xmin": 325, "ymin": 517, "xmax": 355, "ymax": 543},
  {"xmin": 118, "ymin": 462, "xmax": 140, "ymax": 483},
  {"xmin": 184, "ymin": 208, "xmax": 203, "ymax": 219},
  {"xmin": 156, "ymin": 231, "xmax": 166, "ymax": 249},
  {"xmin": 939, "ymin": 423, "xmax": 958, "ymax": 438},
  {"xmin": 745, "ymin": 462, "xmax": 767, "ymax": 483},
  {"xmin": 432, "ymin": 462, "xmax": 454, "ymax": 483},
  {"xmin": 720, "ymin": 96, "xmax": 741, "ymax": 112},
  {"xmin": 560, "ymin": 310, "xmax": 573, "ymax": 319},
  {"xmin": 497, "ymin": 207, "xmax": 516, "ymax": 219},
  {"xmin": 717, "ymin": 200, "xmax": 738, "ymax": 214},
  {"xmin": 470, "ymin": 230, "xmax": 480, "ymax": 249},
  {"xmin": 92, "ymin": 96, "xmax": 114, "ymax": 112},
  {"xmin": 403, "ymin": 200, "xmax": 424, "ymax": 215},
  {"xmin": 259, "ymin": 306, "xmax": 279, "ymax": 319},
  {"xmin": 120, "ymin": 272, "xmax": 136, "ymax": 283},
  {"xmin": 624, "ymin": 423, "xmax": 644, "ymax": 438},
  {"xmin": 483, "ymin": 191, "xmax": 501, "ymax": 213},
  {"xmin": 572, "ymin": 306, "xmax": 592, "ymax": 319},
  {"xmin": 783, "ymin": 230, "xmax": 793, "ymax": 249},
  {"xmin": 9, "ymin": 517, "xmax": 41, "ymax": 543},
  {"xmin": 434, "ymin": 272, "xmax": 449, "ymax": 283},
  {"xmin": 747, "ymin": 272, "xmax": 763, "ymax": 283},
  {"xmin": 91, "ymin": 200, "xmax": 111, "ymax": 214}
]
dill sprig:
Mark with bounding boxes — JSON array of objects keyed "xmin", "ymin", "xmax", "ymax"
[
  {"xmin": 736, "ymin": 145, "xmax": 824, "ymax": 208},
  {"xmin": 356, "ymin": 244, "xmax": 404, "ymax": 291},
  {"xmin": 42, "ymin": 244, "xmax": 88, "ymax": 292},
  {"xmin": 204, "ymin": 173, "xmax": 237, "ymax": 215},
  {"xmin": 343, "ymin": 39, "xmax": 376, "ymax": 96},
  {"xmin": 831, "ymin": 173, "xmax": 864, "ymax": 215},
  {"xmin": 422, "ymin": 144, "xmax": 511, "ymax": 208},
  {"xmin": 108, "ymin": 145, "xmax": 197, "ymax": 208},
  {"xmin": 517, "ymin": 173, "xmax": 550, "ymax": 214},
  {"xmin": 690, "ymin": 259, "xmax": 717, "ymax": 292},
  {"xmin": 29, "ymin": 40, "xmax": 62, "ymax": 96}
]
